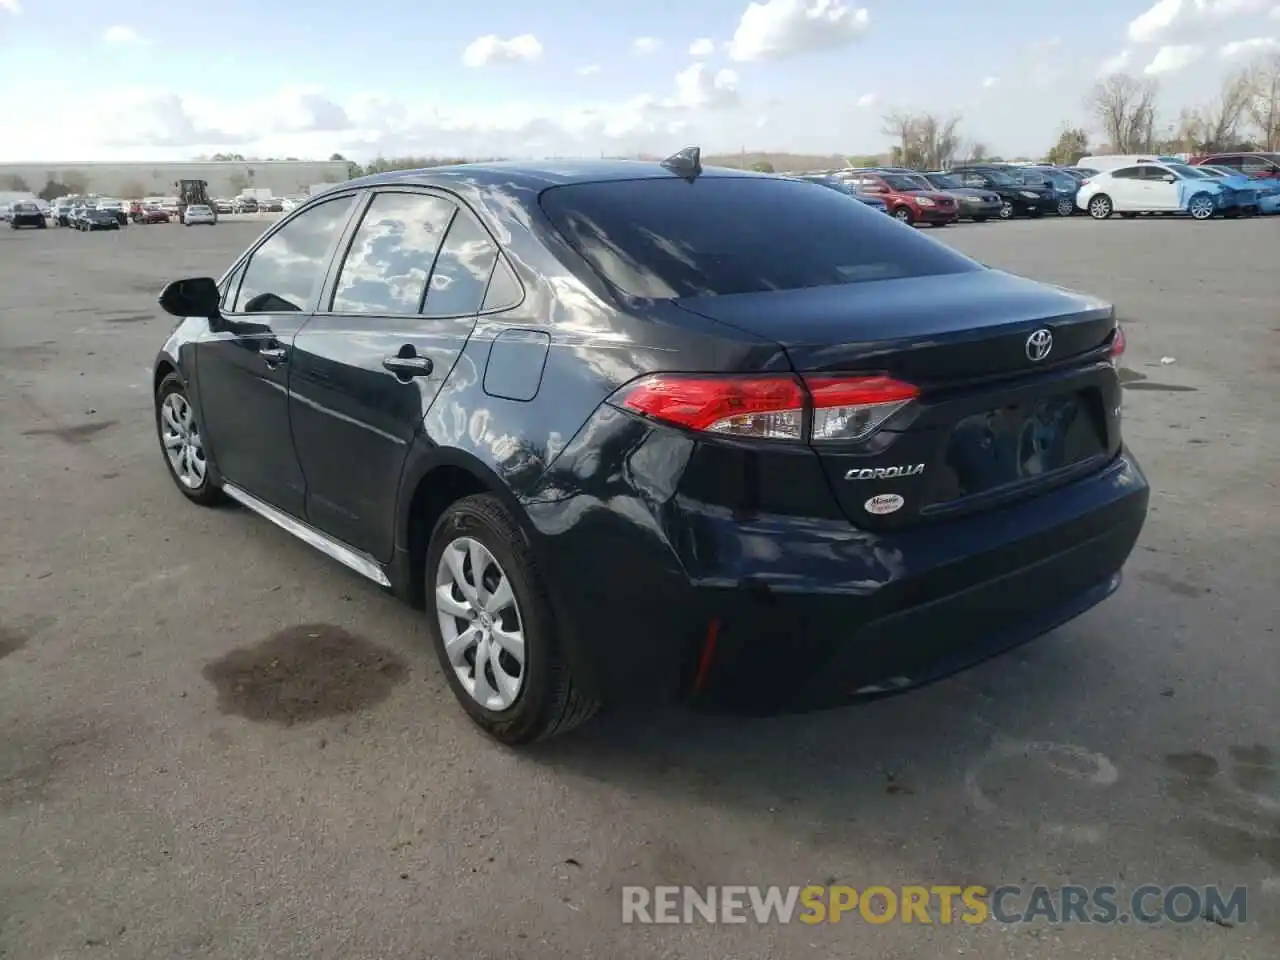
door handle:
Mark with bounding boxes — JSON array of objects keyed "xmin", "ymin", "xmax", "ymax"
[
  {"xmin": 382, "ymin": 355, "xmax": 433, "ymax": 378},
  {"xmin": 260, "ymin": 346, "xmax": 288, "ymax": 364}
]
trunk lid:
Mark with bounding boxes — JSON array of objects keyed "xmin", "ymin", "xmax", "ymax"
[{"xmin": 675, "ymin": 270, "xmax": 1123, "ymax": 528}]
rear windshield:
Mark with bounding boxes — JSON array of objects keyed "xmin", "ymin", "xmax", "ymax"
[{"xmin": 539, "ymin": 176, "xmax": 980, "ymax": 298}]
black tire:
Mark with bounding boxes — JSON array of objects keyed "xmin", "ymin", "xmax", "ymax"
[
  {"xmin": 1027, "ymin": 209, "xmax": 1044, "ymax": 218},
  {"xmin": 1056, "ymin": 198, "xmax": 1075, "ymax": 217},
  {"xmin": 425, "ymin": 494, "xmax": 598, "ymax": 744},
  {"xmin": 1088, "ymin": 194, "xmax": 1113, "ymax": 220},
  {"xmin": 998, "ymin": 201, "xmax": 1015, "ymax": 220},
  {"xmin": 1119, "ymin": 212, "xmax": 1138, "ymax": 219},
  {"xmin": 973, "ymin": 216, "xmax": 988, "ymax": 223},
  {"xmin": 892, "ymin": 206, "xmax": 914, "ymax": 225},
  {"xmin": 154, "ymin": 373, "xmax": 224, "ymax": 506}
]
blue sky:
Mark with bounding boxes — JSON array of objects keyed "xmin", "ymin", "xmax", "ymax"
[{"xmin": 1, "ymin": 0, "xmax": 1277, "ymax": 161}]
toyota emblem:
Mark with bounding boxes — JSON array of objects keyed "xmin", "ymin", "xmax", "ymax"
[{"xmin": 1025, "ymin": 328, "xmax": 1053, "ymax": 362}]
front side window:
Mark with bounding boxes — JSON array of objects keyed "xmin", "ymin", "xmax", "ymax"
[
  {"xmin": 539, "ymin": 175, "xmax": 980, "ymax": 299},
  {"xmin": 235, "ymin": 195, "xmax": 355, "ymax": 313},
  {"xmin": 330, "ymin": 192, "xmax": 456, "ymax": 315}
]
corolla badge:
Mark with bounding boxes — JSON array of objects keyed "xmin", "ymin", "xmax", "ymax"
[
  {"xmin": 844, "ymin": 464, "xmax": 925, "ymax": 481},
  {"xmin": 1026, "ymin": 328, "xmax": 1054, "ymax": 362}
]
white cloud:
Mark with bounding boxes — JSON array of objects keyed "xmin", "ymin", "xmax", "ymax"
[
  {"xmin": 0, "ymin": 0, "xmax": 22, "ymax": 14},
  {"xmin": 461, "ymin": 34, "xmax": 543, "ymax": 67},
  {"xmin": 1098, "ymin": 49, "xmax": 1133, "ymax": 75},
  {"xmin": 1129, "ymin": 0, "xmax": 1268, "ymax": 44},
  {"xmin": 688, "ymin": 38, "xmax": 715, "ymax": 56},
  {"xmin": 669, "ymin": 63, "xmax": 741, "ymax": 109},
  {"xmin": 1220, "ymin": 35, "xmax": 1280, "ymax": 54},
  {"xmin": 576, "ymin": 64, "xmax": 601, "ymax": 76},
  {"xmin": 729, "ymin": 0, "xmax": 870, "ymax": 62},
  {"xmin": 982, "ymin": 76, "xmax": 999, "ymax": 88},
  {"xmin": 633, "ymin": 36, "xmax": 662, "ymax": 55},
  {"xmin": 104, "ymin": 25, "xmax": 147, "ymax": 45},
  {"xmin": 1271, "ymin": 4, "xmax": 1280, "ymax": 18},
  {"xmin": 1144, "ymin": 43, "xmax": 1205, "ymax": 73},
  {"xmin": 855, "ymin": 92, "xmax": 876, "ymax": 107}
]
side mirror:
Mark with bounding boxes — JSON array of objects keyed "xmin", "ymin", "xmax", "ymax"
[
  {"xmin": 1162, "ymin": 174, "xmax": 1176, "ymax": 183},
  {"xmin": 159, "ymin": 277, "xmax": 220, "ymax": 319}
]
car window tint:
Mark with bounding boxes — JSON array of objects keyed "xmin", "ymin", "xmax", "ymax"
[
  {"xmin": 482, "ymin": 257, "xmax": 522, "ymax": 312},
  {"xmin": 1110, "ymin": 167, "xmax": 1141, "ymax": 179},
  {"xmin": 235, "ymin": 195, "xmax": 355, "ymax": 313},
  {"xmin": 330, "ymin": 192, "xmax": 456, "ymax": 314},
  {"xmin": 423, "ymin": 212, "xmax": 499, "ymax": 317},
  {"xmin": 540, "ymin": 176, "xmax": 981, "ymax": 299}
]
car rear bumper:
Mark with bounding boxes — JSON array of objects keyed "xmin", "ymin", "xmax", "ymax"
[{"xmin": 530, "ymin": 427, "xmax": 1149, "ymax": 712}]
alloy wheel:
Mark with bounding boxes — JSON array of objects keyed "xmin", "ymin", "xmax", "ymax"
[
  {"xmin": 1089, "ymin": 196, "xmax": 1112, "ymax": 219},
  {"xmin": 159, "ymin": 392, "xmax": 207, "ymax": 489},
  {"xmin": 1057, "ymin": 199, "xmax": 1075, "ymax": 217},
  {"xmin": 1189, "ymin": 196, "xmax": 1214, "ymax": 220},
  {"xmin": 999, "ymin": 201, "xmax": 1014, "ymax": 219},
  {"xmin": 435, "ymin": 536, "xmax": 526, "ymax": 711}
]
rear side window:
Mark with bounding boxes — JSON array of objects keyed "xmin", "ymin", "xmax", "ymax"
[
  {"xmin": 539, "ymin": 177, "xmax": 979, "ymax": 299},
  {"xmin": 1110, "ymin": 167, "xmax": 1141, "ymax": 179},
  {"xmin": 235, "ymin": 195, "xmax": 355, "ymax": 312},
  {"xmin": 423, "ymin": 212, "xmax": 499, "ymax": 317},
  {"xmin": 330, "ymin": 192, "xmax": 456, "ymax": 315}
]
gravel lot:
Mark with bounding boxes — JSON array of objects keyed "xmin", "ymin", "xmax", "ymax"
[{"xmin": 1, "ymin": 216, "xmax": 1277, "ymax": 960}]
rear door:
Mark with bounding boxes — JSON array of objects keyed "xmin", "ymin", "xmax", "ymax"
[
  {"xmin": 194, "ymin": 192, "xmax": 358, "ymax": 515},
  {"xmin": 287, "ymin": 188, "xmax": 502, "ymax": 560},
  {"xmin": 1105, "ymin": 167, "xmax": 1144, "ymax": 209}
]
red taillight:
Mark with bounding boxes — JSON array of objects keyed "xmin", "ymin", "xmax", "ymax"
[
  {"xmin": 1109, "ymin": 325, "xmax": 1126, "ymax": 365},
  {"xmin": 609, "ymin": 373, "xmax": 919, "ymax": 443}
]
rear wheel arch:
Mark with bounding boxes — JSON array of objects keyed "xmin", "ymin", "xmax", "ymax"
[{"xmin": 399, "ymin": 450, "xmax": 528, "ymax": 608}]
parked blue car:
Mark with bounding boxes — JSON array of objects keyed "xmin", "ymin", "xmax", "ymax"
[{"xmin": 1197, "ymin": 165, "xmax": 1280, "ymax": 214}]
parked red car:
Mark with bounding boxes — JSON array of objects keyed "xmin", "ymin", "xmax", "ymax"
[
  {"xmin": 136, "ymin": 206, "xmax": 171, "ymax": 224},
  {"xmin": 842, "ymin": 172, "xmax": 960, "ymax": 226},
  {"xmin": 1190, "ymin": 152, "xmax": 1280, "ymax": 180}
]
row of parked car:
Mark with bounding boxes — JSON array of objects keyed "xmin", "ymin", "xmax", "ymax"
[{"xmin": 787, "ymin": 151, "xmax": 1280, "ymax": 225}]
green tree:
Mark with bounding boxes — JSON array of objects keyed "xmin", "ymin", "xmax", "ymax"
[
  {"xmin": 750, "ymin": 160, "xmax": 775, "ymax": 173},
  {"xmin": 1046, "ymin": 127, "xmax": 1090, "ymax": 165},
  {"xmin": 61, "ymin": 172, "xmax": 88, "ymax": 194},
  {"xmin": 119, "ymin": 180, "xmax": 146, "ymax": 200},
  {"xmin": 228, "ymin": 172, "xmax": 249, "ymax": 193},
  {"xmin": 39, "ymin": 180, "xmax": 71, "ymax": 201},
  {"xmin": 1, "ymin": 174, "xmax": 30, "ymax": 191}
]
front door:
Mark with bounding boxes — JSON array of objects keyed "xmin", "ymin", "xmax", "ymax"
[
  {"xmin": 195, "ymin": 193, "xmax": 358, "ymax": 516},
  {"xmin": 289, "ymin": 189, "xmax": 501, "ymax": 560},
  {"xmin": 1140, "ymin": 166, "xmax": 1180, "ymax": 210}
]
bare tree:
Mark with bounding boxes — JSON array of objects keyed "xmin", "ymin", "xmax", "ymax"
[
  {"xmin": 881, "ymin": 110, "xmax": 963, "ymax": 169},
  {"xmin": 1184, "ymin": 70, "xmax": 1256, "ymax": 152},
  {"xmin": 959, "ymin": 140, "xmax": 989, "ymax": 164},
  {"xmin": 1086, "ymin": 74, "xmax": 1159, "ymax": 153},
  {"xmin": 1246, "ymin": 52, "xmax": 1280, "ymax": 151}
]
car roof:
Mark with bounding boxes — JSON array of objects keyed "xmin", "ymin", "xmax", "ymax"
[{"xmin": 342, "ymin": 158, "xmax": 772, "ymax": 192}]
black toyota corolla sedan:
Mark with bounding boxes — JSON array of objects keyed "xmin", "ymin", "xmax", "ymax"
[{"xmin": 152, "ymin": 150, "xmax": 1149, "ymax": 744}]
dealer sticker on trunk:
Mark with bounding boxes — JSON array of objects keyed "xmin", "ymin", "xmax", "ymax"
[{"xmin": 863, "ymin": 493, "xmax": 905, "ymax": 516}]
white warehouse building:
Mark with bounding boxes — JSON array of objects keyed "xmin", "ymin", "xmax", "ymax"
[{"xmin": 0, "ymin": 159, "xmax": 352, "ymax": 199}]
